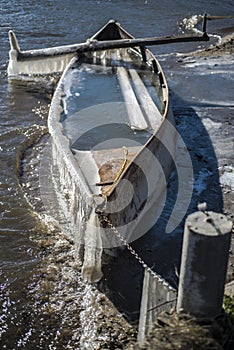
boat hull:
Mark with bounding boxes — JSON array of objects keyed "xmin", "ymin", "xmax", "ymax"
[
  {"xmin": 47, "ymin": 21, "xmax": 176, "ymax": 282},
  {"xmin": 49, "ymin": 95, "xmax": 176, "ymax": 283},
  {"xmin": 8, "ymin": 50, "xmax": 74, "ymax": 77}
]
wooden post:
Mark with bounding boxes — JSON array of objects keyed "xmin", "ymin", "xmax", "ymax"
[
  {"xmin": 138, "ymin": 270, "xmax": 177, "ymax": 344},
  {"xmin": 177, "ymin": 208, "xmax": 232, "ymax": 319},
  {"xmin": 140, "ymin": 46, "xmax": 147, "ymax": 62},
  {"xmin": 138, "ymin": 269, "xmax": 150, "ymax": 344}
]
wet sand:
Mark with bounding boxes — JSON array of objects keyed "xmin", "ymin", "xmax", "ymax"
[
  {"xmin": 187, "ymin": 32, "xmax": 234, "ymax": 57},
  {"xmin": 191, "ymin": 33, "xmax": 234, "ymax": 286}
]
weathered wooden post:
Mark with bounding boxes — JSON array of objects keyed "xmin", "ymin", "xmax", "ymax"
[
  {"xmin": 138, "ymin": 270, "xmax": 177, "ymax": 343},
  {"xmin": 177, "ymin": 206, "xmax": 232, "ymax": 319}
]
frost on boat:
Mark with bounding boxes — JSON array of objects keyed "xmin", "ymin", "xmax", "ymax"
[{"xmin": 7, "ymin": 30, "xmax": 77, "ymax": 77}]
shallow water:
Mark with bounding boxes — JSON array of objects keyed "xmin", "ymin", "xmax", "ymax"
[{"xmin": 0, "ymin": 1, "xmax": 234, "ymax": 348}]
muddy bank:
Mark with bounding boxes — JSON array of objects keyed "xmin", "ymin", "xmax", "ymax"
[
  {"xmin": 198, "ymin": 32, "xmax": 234, "ymax": 286},
  {"xmin": 187, "ymin": 32, "xmax": 234, "ymax": 57},
  {"xmin": 125, "ymin": 307, "xmax": 234, "ymax": 350},
  {"xmin": 125, "ymin": 33, "xmax": 234, "ymax": 350},
  {"xmin": 175, "ymin": 31, "xmax": 234, "ymax": 285}
]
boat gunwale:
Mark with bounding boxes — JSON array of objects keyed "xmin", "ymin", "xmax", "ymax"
[{"xmin": 48, "ymin": 55, "xmax": 94, "ymax": 200}]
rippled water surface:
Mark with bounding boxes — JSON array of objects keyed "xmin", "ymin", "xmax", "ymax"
[{"xmin": 0, "ymin": 1, "xmax": 234, "ymax": 349}]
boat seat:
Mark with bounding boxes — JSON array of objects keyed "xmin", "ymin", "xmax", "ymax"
[
  {"xmin": 92, "ymin": 146, "xmax": 141, "ymax": 193},
  {"xmin": 117, "ymin": 66, "xmax": 163, "ymax": 132},
  {"xmin": 129, "ymin": 69, "xmax": 163, "ymax": 130},
  {"xmin": 117, "ymin": 66, "xmax": 148, "ymax": 130},
  {"xmin": 71, "ymin": 146, "xmax": 141, "ymax": 195}
]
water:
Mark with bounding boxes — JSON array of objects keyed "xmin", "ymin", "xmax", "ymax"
[{"xmin": 0, "ymin": 1, "xmax": 234, "ymax": 348}]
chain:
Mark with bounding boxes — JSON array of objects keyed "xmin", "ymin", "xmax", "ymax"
[{"xmin": 101, "ymin": 214, "xmax": 176, "ymax": 291}]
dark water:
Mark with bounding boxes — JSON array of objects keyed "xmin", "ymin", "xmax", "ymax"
[{"xmin": 0, "ymin": 1, "xmax": 234, "ymax": 349}]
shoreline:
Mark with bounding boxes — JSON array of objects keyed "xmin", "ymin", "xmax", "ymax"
[
  {"xmin": 128, "ymin": 32, "xmax": 234, "ymax": 350},
  {"xmin": 186, "ymin": 32, "xmax": 234, "ymax": 57}
]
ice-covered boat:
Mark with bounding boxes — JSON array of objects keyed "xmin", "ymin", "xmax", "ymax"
[
  {"xmin": 8, "ymin": 20, "xmax": 209, "ymax": 283},
  {"xmin": 47, "ymin": 20, "xmax": 178, "ymax": 283}
]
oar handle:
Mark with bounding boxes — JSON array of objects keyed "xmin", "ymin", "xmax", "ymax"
[{"xmin": 207, "ymin": 15, "xmax": 234, "ymax": 20}]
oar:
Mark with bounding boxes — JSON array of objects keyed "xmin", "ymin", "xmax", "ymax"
[
  {"xmin": 76, "ymin": 32, "xmax": 209, "ymax": 54},
  {"xmin": 11, "ymin": 15, "xmax": 209, "ymax": 60},
  {"xmin": 76, "ymin": 14, "xmax": 209, "ymax": 54},
  {"xmin": 195, "ymin": 15, "xmax": 234, "ymax": 26},
  {"xmin": 207, "ymin": 15, "xmax": 234, "ymax": 20}
]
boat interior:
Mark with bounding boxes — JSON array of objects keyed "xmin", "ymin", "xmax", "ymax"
[{"xmin": 61, "ymin": 24, "xmax": 168, "ymax": 197}]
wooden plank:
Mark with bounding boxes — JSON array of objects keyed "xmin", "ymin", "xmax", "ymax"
[
  {"xmin": 138, "ymin": 269, "xmax": 150, "ymax": 344},
  {"xmin": 129, "ymin": 69, "xmax": 162, "ymax": 130},
  {"xmin": 13, "ymin": 32, "xmax": 209, "ymax": 61},
  {"xmin": 138, "ymin": 269, "xmax": 177, "ymax": 344},
  {"xmin": 207, "ymin": 15, "xmax": 234, "ymax": 20},
  {"xmin": 177, "ymin": 210, "xmax": 232, "ymax": 318},
  {"xmin": 76, "ymin": 32, "xmax": 209, "ymax": 53},
  {"xmin": 117, "ymin": 67, "xmax": 148, "ymax": 130}
]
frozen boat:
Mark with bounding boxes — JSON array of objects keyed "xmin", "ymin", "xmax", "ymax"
[
  {"xmin": 48, "ymin": 20, "xmax": 178, "ymax": 283},
  {"xmin": 8, "ymin": 20, "xmax": 209, "ymax": 283}
]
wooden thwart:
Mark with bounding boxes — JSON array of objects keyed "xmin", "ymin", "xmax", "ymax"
[
  {"xmin": 129, "ymin": 69, "xmax": 163, "ymax": 130},
  {"xmin": 117, "ymin": 66, "xmax": 148, "ymax": 130}
]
